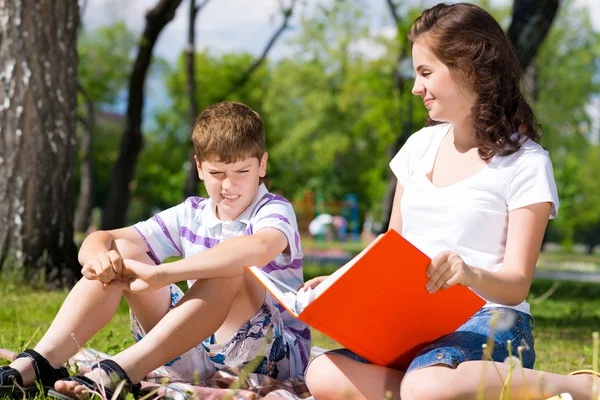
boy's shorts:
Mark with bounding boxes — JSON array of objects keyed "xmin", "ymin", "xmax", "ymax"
[
  {"xmin": 130, "ymin": 284, "xmax": 301, "ymax": 382},
  {"xmin": 312, "ymin": 307, "xmax": 535, "ymax": 374}
]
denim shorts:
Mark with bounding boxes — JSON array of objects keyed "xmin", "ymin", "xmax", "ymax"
[{"xmin": 319, "ymin": 307, "xmax": 535, "ymax": 374}]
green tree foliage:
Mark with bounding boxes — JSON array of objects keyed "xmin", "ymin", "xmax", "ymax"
[
  {"xmin": 99, "ymin": 0, "xmax": 599, "ymax": 249},
  {"xmin": 532, "ymin": 1, "xmax": 600, "ymax": 248},
  {"xmin": 78, "ymin": 22, "xmax": 136, "ymax": 104},
  {"xmin": 76, "ymin": 22, "xmax": 136, "ymax": 210},
  {"xmin": 126, "ymin": 51, "xmax": 270, "ymax": 221},
  {"xmin": 263, "ymin": 0, "xmax": 427, "ymax": 219}
]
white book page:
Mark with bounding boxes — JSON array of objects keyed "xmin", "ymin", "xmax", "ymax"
[
  {"xmin": 249, "ymin": 266, "xmax": 299, "ymax": 316},
  {"xmin": 251, "ymin": 235, "xmax": 383, "ymax": 315}
]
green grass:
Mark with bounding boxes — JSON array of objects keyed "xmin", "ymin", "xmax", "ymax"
[{"xmin": 1, "ymin": 276, "xmax": 599, "ymax": 398}]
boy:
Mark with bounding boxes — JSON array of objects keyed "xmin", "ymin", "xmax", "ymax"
[{"xmin": 0, "ymin": 101, "xmax": 310, "ymax": 399}]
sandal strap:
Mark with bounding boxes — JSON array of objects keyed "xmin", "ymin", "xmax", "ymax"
[
  {"xmin": 93, "ymin": 359, "xmax": 141, "ymax": 398},
  {"xmin": 0, "ymin": 366, "xmax": 23, "ymax": 387},
  {"xmin": 569, "ymin": 369, "xmax": 600, "ymax": 377},
  {"xmin": 16, "ymin": 349, "xmax": 69, "ymax": 387}
]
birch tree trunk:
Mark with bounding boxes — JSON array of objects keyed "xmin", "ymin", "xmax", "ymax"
[{"xmin": 0, "ymin": 0, "xmax": 80, "ymax": 287}]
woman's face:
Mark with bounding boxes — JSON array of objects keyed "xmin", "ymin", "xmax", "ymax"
[{"xmin": 411, "ymin": 41, "xmax": 477, "ymax": 124}]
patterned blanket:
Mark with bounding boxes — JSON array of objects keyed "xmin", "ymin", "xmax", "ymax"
[{"xmin": 0, "ymin": 348, "xmax": 314, "ymax": 400}]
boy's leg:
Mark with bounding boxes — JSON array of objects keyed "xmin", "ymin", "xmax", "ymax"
[
  {"xmin": 112, "ymin": 273, "xmax": 260, "ymax": 383},
  {"xmin": 55, "ymin": 268, "xmax": 266, "ymax": 399},
  {"xmin": 9, "ymin": 239, "xmax": 171, "ymax": 387}
]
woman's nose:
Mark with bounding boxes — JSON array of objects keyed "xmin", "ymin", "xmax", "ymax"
[{"xmin": 412, "ymin": 81, "xmax": 424, "ymax": 95}]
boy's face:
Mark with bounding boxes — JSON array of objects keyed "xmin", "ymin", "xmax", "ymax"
[{"xmin": 196, "ymin": 153, "xmax": 268, "ymax": 222}]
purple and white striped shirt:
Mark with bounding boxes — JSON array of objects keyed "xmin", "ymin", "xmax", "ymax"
[{"xmin": 133, "ymin": 184, "xmax": 311, "ymax": 369}]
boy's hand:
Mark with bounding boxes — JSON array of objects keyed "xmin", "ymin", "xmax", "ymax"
[
  {"xmin": 300, "ymin": 275, "xmax": 329, "ymax": 292},
  {"xmin": 81, "ymin": 250, "xmax": 123, "ymax": 289},
  {"xmin": 426, "ymin": 251, "xmax": 476, "ymax": 294},
  {"xmin": 109, "ymin": 258, "xmax": 163, "ymax": 293}
]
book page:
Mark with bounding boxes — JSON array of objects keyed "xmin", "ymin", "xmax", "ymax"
[
  {"xmin": 249, "ymin": 266, "xmax": 299, "ymax": 316},
  {"xmin": 252, "ymin": 235, "xmax": 384, "ymax": 315}
]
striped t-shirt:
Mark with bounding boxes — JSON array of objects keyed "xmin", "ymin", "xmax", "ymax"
[{"xmin": 132, "ymin": 184, "xmax": 311, "ymax": 369}]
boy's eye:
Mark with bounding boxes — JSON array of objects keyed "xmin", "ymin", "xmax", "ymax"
[
  {"xmin": 422, "ymin": 71, "xmax": 431, "ymax": 77},
  {"xmin": 238, "ymin": 170, "xmax": 249, "ymax": 173},
  {"xmin": 209, "ymin": 172, "xmax": 223, "ymax": 175}
]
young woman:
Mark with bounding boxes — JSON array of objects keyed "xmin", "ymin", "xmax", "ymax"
[{"xmin": 304, "ymin": 3, "xmax": 599, "ymax": 400}]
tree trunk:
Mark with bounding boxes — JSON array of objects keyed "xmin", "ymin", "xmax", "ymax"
[
  {"xmin": 507, "ymin": 0, "xmax": 560, "ymax": 71},
  {"xmin": 183, "ymin": 0, "xmax": 201, "ymax": 199},
  {"xmin": 74, "ymin": 86, "xmax": 95, "ymax": 233},
  {"xmin": 102, "ymin": 0, "xmax": 183, "ymax": 230},
  {"xmin": 0, "ymin": 0, "xmax": 80, "ymax": 288}
]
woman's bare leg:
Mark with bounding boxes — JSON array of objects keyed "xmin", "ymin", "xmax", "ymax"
[
  {"xmin": 400, "ymin": 361, "xmax": 599, "ymax": 400},
  {"xmin": 305, "ymin": 354, "xmax": 405, "ymax": 400}
]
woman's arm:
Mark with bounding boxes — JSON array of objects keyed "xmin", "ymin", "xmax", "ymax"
[
  {"xmin": 388, "ymin": 181, "xmax": 405, "ymax": 234},
  {"xmin": 426, "ymin": 202, "xmax": 551, "ymax": 306}
]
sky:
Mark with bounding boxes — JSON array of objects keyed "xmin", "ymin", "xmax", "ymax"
[
  {"xmin": 81, "ymin": 0, "xmax": 600, "ymax": 63},
  {"xmin": 81, "ymin": 0, "xmax": 600, "ymax": 139}
]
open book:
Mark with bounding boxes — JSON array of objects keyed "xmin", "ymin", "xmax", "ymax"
[{"xmin": 247, "ymin": 229, "xmax": 486, "ymax": 370}]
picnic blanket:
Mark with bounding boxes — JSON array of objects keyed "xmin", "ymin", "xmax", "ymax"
[{"xmin": 0, "ymin": 348, "xmax": 315, "ymax": 400}]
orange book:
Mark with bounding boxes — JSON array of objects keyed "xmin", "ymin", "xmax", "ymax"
[{"xmin": 247, "ymin": 229, "xmax": 486, "ymax": 370}]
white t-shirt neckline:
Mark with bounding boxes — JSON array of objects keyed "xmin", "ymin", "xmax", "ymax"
[{"xmin": 423, "ymin": 123, "xmax": 498, "ymax": 190}]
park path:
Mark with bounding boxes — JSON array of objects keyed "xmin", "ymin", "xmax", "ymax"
[{"xmin": 534, "ymin": 270, "xmax": 600, "ymax": 283}]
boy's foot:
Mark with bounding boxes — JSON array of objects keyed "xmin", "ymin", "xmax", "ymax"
[
  {"xmin": 49, "ymin": 359, "xmax": 140, "ymax": 400},
  {"xmin": 0, "ymin": 349, "xmax": 69, "ymax": 397},
  {"xmin": 53, "ymin": 368, "xmax": 114, "ymax": 399}
]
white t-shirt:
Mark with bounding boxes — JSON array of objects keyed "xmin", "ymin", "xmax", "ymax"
[{"xmin": 389, "ymin": 123, "xmax": 559, "ymax": 315}]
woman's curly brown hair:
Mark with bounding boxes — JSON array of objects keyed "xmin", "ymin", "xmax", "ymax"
[{"xmin": 408, "ymin": 2, "xmax": 540, "ymax": 161}]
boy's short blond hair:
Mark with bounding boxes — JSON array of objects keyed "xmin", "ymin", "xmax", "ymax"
[
  {"xmin": 192, "ymin": 101, "xmax": 270, "ymax": 187},
  {"xmin": 192, "ymin": 101, "xmax": 265, "ymax": 164}
]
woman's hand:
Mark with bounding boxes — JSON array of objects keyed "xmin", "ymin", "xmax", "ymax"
[
  {"xmin": 300, "ymin": 275, "xmax": 329, "ymax": 292},
  {"xmin": 426, "ymin": 251, "xmax": 477, "ymax": 294}
]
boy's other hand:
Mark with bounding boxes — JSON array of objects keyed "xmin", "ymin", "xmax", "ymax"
[
  {"xmin": 81, "ymin": 250, "xmax": 123, "ymax": 289},
  {"xmin": 300, "ymin": 275, "xmax": 329, "ymax": 292},
  {"xmin": 109, "ymin": 258, "xmax": 162, "ymax": 293}
]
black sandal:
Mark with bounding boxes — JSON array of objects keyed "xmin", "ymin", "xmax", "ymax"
[
  {"xmin": 0, "ymin": 349, "xmax": 69, "ymax": 398},
  {"xmin": 48, "ymin": 359, "xmax": 141, "ymax": 400}
]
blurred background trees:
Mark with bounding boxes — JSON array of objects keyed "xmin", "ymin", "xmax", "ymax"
[{"xmin": 1, "ymin": 0, "xmax": 599, "ymax": 286}]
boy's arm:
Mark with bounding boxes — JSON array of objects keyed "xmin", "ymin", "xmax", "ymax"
[
  {"xmin": 79, "ymin": 227, "xmax": 148, "ymax": 283},
  {"xmin": 117, "ymin": 227, "xmax": 289, "ymax": 292}
]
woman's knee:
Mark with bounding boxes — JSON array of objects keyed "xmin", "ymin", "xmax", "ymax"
[
  {"xmin": 400, "ymin": 369, "xmax": 455, "ymax": 400},
  {"xmin": 305, "ymin": 354, "xmax": 351, "ymax": 399}
]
